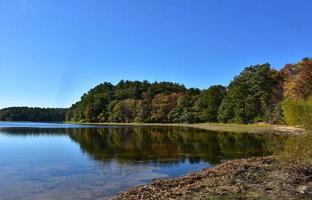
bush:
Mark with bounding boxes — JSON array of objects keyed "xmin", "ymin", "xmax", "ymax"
[
  {"xmin": 270, "ymin": 102, "xmax": 285, "ymax": 124},
  {"xmin": 282, "ymin": 97, "xmax": 312, "ymax": 130}
]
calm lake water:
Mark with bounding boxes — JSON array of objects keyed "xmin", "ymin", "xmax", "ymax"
[{"xmin": 0, "ymin": 122, "xmax": 285, "ymax": 200}]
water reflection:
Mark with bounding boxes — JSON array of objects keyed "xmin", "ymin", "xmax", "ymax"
[
  {"xmin": 67, "ymin": 127, "xmax": 285, "ymax": 164},
  {"xmin": 0, "ymin": 125, "xmax": 286, "ymax": 200},
  {"xmin": 0, "ymin": 126, "xmax": 285, "ymax": 164},
  {"xmin": 0, "ymin": 127, "xmax": 67, "ymax": 135}
]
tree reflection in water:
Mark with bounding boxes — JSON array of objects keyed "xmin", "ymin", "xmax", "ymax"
[{"xmin": 66, "ymin": 126, "xmax": 285, "ymax": 165}]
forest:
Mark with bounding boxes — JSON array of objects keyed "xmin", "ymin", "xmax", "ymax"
[
  {"xmin": 0, "ymin": 107, "xmax": 68, "ymax": 122},
  {"xmin": 66, "ymin": 58, "xmax": 312, "ymax": 129},
  {"xmin": 1, "ymin": 58, "xmax": 311, "ymax": 129}
]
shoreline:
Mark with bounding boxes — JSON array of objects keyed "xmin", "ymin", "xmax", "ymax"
[
  {"xmin": 67, "ymin": 121, "xmax": 304, "ymax": 135},
  {"xmin": 113, "ymin": 156, "xmax": 311, "ymax": 200},
  {"xmin": 73, "ymin": 122, "xmax": 306, "ymax": 199}
]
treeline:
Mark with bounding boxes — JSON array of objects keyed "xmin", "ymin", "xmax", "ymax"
[
  {"xmin": 67, "ymin": 58, "xmax": 312, "ymax": 128},
  {"xmin": 0, "ymin": 107, "xmax": 68, "ymax": 122},
  {"xmin": 66, "ymin": 81, "xmax": 226, "ymax": 123},
  {"xmin": 280, "ymin": 58, "xmax": 312, "ymax": 129}
]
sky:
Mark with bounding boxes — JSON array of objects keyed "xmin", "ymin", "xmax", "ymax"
[{"xmin": 0, "ymin": 0, "xmax": 311, "ymax": 108}]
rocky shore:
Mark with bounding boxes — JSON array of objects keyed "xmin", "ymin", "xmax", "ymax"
[{"xmin": 113, "ymin": 156, "xmax": 312, "ymax": 200}]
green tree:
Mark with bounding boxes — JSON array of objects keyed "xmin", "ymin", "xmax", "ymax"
[
  {"xmin": 167, "ymin": 89, "xmax": 200, "ymax": 123},
  {"xmin": 196, "ymin": 85, "xmax": 226, "ymax": 122},
  {"xmin": 218, "ymin": 64, "xmax": 280, "ymax": 123}
]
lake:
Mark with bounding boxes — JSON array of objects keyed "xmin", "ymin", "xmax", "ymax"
[{"xmin": 0, "ymin": 122, "xmax": 285, "ymax": 200}]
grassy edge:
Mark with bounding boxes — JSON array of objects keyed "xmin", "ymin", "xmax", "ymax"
[{"xmin": 65, "ymin": 121, "xmax": 304, "ymax": 135}]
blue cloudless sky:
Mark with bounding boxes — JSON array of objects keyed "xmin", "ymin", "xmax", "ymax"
[{"xmin": 0, "ymin": 0, "xmax": 311, "ymax": 108}]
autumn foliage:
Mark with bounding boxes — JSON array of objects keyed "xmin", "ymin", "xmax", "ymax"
[
  {"xmin": 281, "ymin": 58, "xmax": 312, "ymax": 129},
  {"xmin": 66, "ymin": 58, "xmax": 312, "ymax": 129}
]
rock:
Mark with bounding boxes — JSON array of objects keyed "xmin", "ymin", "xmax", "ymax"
[
  {"xmin": 113, "ymin": 157, "xmax": 312, "ymax": 200},
  {"xmin": 298, "ymin": 185, "xmax": 308, "ymax": 194}
]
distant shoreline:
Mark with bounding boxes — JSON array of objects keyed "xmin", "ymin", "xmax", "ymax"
[{"xmin": 0, "ymin": 120, "xmax": 304, "ymax": 135}]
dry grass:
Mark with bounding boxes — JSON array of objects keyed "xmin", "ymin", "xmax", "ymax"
[
  {"xmin": 67, "ymin": 121, "xmax": 304, "ymax": 135},
  {"xmin": 275, "ymin": 132, "xmax": 312, "ymax": 172}
]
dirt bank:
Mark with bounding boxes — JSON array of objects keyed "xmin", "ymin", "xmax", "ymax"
[{"xmin": 113, "ymin": 156, "xmax": 312, "ymax": 200}]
